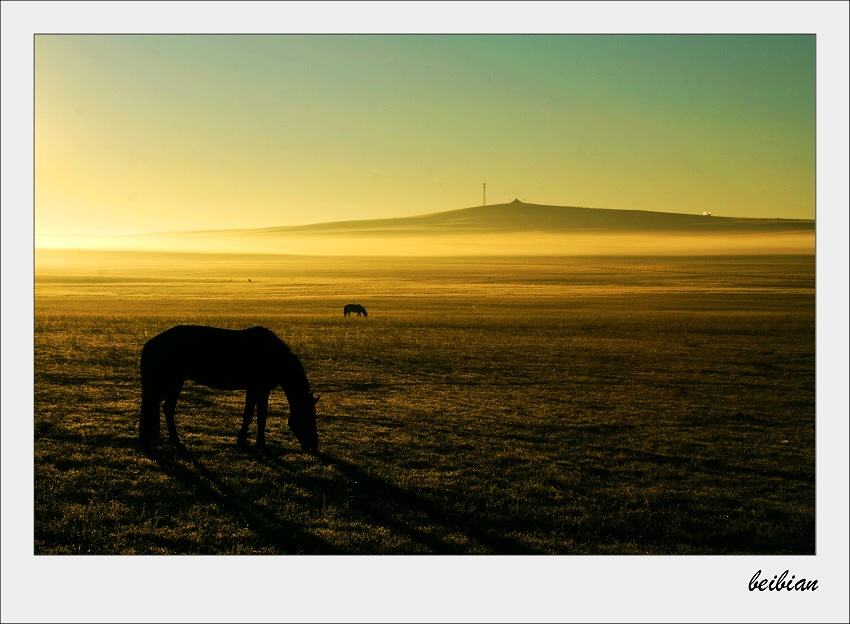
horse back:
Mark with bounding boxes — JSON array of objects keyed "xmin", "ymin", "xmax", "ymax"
[{"xmin": 141, "ymin": 325, "xmax": 289, "ymax": 390}]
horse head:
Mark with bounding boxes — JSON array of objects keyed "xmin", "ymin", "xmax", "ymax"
[{"xmin": 289, "ymin": 392, "xmax": 320, "ymax": 453}]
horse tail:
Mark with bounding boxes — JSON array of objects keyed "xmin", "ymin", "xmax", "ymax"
[
  {"xmin": 139, "ymin": 346, "xmax": 161, "ymax": 445},
  {"xmin": 139, "ymin": 377, "xmax": 162, "ymax": 444}
]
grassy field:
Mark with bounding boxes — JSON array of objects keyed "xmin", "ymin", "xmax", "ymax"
[{"xmin": 33, "ymin": 252, "xmax": 816, "ymax": 555}]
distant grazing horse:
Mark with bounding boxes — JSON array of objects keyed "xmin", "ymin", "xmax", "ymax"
[
  {"xmin": 344, "ymin": 304, "xmax": 368, "ymax": 317},
  {"xmin": 139, "ymin": 325, "xmax": 319, "ymax": 453}
]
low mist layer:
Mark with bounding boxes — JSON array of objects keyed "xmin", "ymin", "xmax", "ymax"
[{"xmin": 36, "ymin": 202, "xmax": 815, "ymax": 256}]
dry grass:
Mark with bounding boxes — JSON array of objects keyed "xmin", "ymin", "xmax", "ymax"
[{"xmin": 33, "ymin": 253, "xmax": 815, "ymax": 554}]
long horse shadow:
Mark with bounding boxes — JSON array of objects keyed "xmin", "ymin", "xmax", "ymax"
[
  {"xmin": 147, "ymin": 446, "xmax": 341, "ymax": 554},
  {"xmin": 250, "ymin": 447, "xmax": 466, "ymax": 554},
  {"xmin": 146, "ymin": 435, "xmax": 538, "ymax": 554},
  {"xmin": 155, "ymin": 440, "xmax": 812, "ymax": 554},
  {"xmin": 248, "ymin": 446, "xmax": 537, "ymax": 554}
]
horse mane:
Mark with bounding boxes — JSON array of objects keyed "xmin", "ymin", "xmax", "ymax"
[{"xmin": 247, "ymin": 327, "xmax": 311, "ymax": 397}]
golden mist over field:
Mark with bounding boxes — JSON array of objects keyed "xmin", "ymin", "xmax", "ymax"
[
  {"xmin": 35, "ymin": 199, "xmax": 814, "ymax": 259},
  {"xmin": 34, "ymin": 230, "xmax": 815, "ymax": 260}
]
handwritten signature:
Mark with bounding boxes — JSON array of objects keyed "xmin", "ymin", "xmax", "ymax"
[{"xmin": 749, "ymin": 570, "xmax": 818, "ymax": 592}]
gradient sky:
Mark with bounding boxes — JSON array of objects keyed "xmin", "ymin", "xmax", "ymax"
[{"xmin": 35, "ymin": 34, "xmax": 815, "ymax": 238}]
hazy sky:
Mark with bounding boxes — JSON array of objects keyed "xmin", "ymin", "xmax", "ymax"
[{"xmin": 35, "ymin": 34, "xmax": 815, "ymax": 237}]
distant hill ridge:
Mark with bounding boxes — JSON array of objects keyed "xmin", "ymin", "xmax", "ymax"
[
  {"xmin": 75, "ymin": 200, "xmax": 814, "ymax": 256},
  {"xmin": 236, "ymin": 200, "xmax": 814, "ymax": 237}
]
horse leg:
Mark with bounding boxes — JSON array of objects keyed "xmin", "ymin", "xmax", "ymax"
[
  {"xmin": 255, "ymin": 391, "xmax": 270, "ymax": 447},
  {"xmin": 237, "ymin": 389, "xmax": 257, "ymax": 446},
  {"xmin": 163, "ymin": 381, "xmax": 186, "ymax": 451}
]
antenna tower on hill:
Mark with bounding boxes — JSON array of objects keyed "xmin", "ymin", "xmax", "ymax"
[{"xmin": 483, "ymin": 183, "xmax": 486, "ymax": 206}]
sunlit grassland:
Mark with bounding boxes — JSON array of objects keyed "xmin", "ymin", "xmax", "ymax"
[{"xmin": 34, "ymin": 252, "xmax": 816, "ymax": 554}]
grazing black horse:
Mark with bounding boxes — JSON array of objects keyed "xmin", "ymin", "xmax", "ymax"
[
  {"xmin": 344, "ymin": 303, "xmax": 368, "ymax": 317},
  {"xmin": 139, "ymin": 325, "xmax": 319, "ymax": 453}
]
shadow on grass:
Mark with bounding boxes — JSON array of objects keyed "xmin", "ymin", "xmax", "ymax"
[
  {"xmin": 151, "ymin": 440, "xmax": 538, "ymax": 554},
  {"xmin": 149, "ymin": 440, "xmax": 816, "ymax": 555},
  {"xmin": 250, "ymin": 446, "xmax": 538, "ymax": 554},
  {"xmin": 146, "ymin": 445, "xmax": 341, "ymax": 554},
  {"xmin": 47, "ymin": 432, "xmax": 815, "ymax": 555}
]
